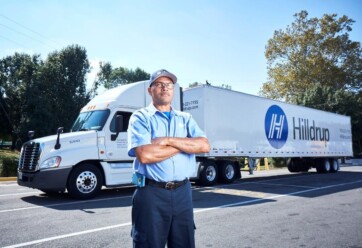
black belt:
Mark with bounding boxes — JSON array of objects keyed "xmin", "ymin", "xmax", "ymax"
[{"xmin": 145, "ymin": 178, "xmax": 188, "ymax": 190}]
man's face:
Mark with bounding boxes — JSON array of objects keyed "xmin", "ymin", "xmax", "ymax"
[{"xmin": 148, "ymin": 76, "xmax": 175, "ymax": 107}]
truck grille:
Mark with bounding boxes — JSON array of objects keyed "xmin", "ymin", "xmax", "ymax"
[{"xmin": 18, "ymin": 142, "xmax": 41, "ymax": 172}]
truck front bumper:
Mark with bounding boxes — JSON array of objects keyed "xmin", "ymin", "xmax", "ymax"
[{"xmin": 18, "ymin": 167, "xmax": 72, "ymax": 191}]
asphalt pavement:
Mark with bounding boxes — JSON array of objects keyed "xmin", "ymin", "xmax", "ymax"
[{"xmin": 1, "ymin": 165, "xmax": 362, "ymax": 248}]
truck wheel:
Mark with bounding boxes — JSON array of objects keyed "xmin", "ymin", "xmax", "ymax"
[
  {"xmin": 199, "ymin": 161, "xmax": 218, "ymax": 186},
  {"xmin": 287, "ymin": 158, "xmax": 298, "ymax": 172},
  {"xmin": 316, "ymin": 159, "xmax": 331, "ymax": 173},
  {"xmin": 67, "ymin": 163, "xmax": 103, "ymax": 199},
  {"xmin": 330, "ymin": 159, "xmax": 339, "ymax": 173},
  {"xmin": 219, "ymin": 161, "xmax": 236, "ymax": 183},
  {"xmin": 300, "ymin": 160, "xmax": 310, "ymax": 172}
]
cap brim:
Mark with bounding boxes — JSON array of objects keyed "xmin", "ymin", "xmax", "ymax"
[{"xmin": 150, "ymin": 72, "xmax": 177, "ymax": 85}]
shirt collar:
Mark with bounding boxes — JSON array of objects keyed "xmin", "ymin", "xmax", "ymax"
[{"xmin": 146, "ymin": 103, "xmax": 180, "ymax": 116}]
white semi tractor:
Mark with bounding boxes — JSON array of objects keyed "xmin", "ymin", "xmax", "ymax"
[{"xmin": 17, "ymin": 81, "xmax": 353, "ymax": 199}]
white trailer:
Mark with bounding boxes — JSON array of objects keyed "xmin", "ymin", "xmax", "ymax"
[
  {"xmin": 183, "ymin": 85, "xmax": 352, "ymax": 182},
  {"xmin": 17, "ymin": 82, "xmax": 353, "ymax": 199}
]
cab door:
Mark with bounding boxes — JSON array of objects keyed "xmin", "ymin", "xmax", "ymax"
[{"xmin": 103, "ymin": 111, "xmax": 134, "ymax": 185}]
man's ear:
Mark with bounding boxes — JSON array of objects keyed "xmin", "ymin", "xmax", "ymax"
[{"xmin": 147, "ymin": 87, "xmax": 152, "ymax": 96}]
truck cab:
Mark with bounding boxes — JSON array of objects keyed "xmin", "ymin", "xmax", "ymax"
[{"xmin": 17, "ymin": 81, "xmax": 182, "ymax": 199}]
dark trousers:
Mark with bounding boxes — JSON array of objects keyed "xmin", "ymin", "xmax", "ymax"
[{"xmin": 131, "ymin": 181, "xmax": 195, "ymax": 248}]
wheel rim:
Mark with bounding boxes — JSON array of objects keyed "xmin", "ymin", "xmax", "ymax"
[
  {"xmin": 206, "ymin": 165, "xmax": 216, "ymax": 182},
  {"xmin": 76, "ymin": 171, "xmax": 97, "ymax": 194},
  {"xmin": 332, "ymin": 160, "xmax": 338, "ymax": 171},
  {"xmin": 324, "ymin": 160, "xmax": 331, "ymax": 172},
  {"xmin": 225, "ymin": 164, "xmax": 235, "ymax": 179}
]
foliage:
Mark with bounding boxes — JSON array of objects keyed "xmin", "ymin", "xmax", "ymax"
[
  {"xmin": 219, "ymin": 84, "xmax": 232, "ymax": 90},
  {"xmin": 0, "ymin": 45, "xmax": 90, "ymax": 146},
  {"xmin": 262, "ymin": 10, "xmax": 361, "ymax": 101},
  {"xmin": 0, "ymin": 45, "xmax": 152, "ymax": 149},
  {"xmin": 188, "ymin": 82, "xmax": 201, "ymax": 88},
  {"xmin": 296, "ymin": 85, "xmax": 362, "ymax": 155},
  {"xmin": 0, "ymin": 53, "xmax": 41, "ymax": 149},
  {"xmin": 268, "ymin": 158, "xmax": 287, "ymax": 168},
  {"xmin": 33, "ymin": 45, "xmax": 90, "ymax": 135},
  {"xmin": 188, "ymin": 81, "xmax": 232, "ymax": 89},
  {"xmin": 93, "ymin": 62, "xmax": 149, "ymax": 90},
  {"xmin": 261, "ymin": 10, "xmax": 362, "ymax": 156},
  {"xmin": 0, "ymin": 149, "xmax": 19, "ymax": 177}
]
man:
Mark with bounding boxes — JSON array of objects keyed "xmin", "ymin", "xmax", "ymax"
[{"xmin": 127, "ymin": 69, "xmax": 210, "ymax": 248}]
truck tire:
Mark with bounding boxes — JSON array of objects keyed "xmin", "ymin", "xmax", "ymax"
[
  {"xmin": 330, "ymin": 159, "xmax": 339, "ymax": 173},
  {"xmin": 199, "ymin": 161, "xmax": 218, "ymax": 186},
  {"xmin": 316, "ymin": 159, "xmax": 331, "ymax": 173},
  {"xmin": 67, "ymin": 163, "xmax": 103, "ymax": 199},
  {"xmin": 287, "ymin": 158, "xmax": 298, "ymax": 173},
  {"xmin": 219, "ymin": 161, "xmax": 236, "ymax": 183},
  {"xmin": 300, "ymin": 159, "xmax": 310, "ymax": 172}
]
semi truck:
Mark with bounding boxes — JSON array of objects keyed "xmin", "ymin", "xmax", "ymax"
[{"xmin": 17, "ymin": 81, "xmax": 353, "ymax": 199}]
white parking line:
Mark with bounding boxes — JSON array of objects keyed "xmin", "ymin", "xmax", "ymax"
[
  {"xmin": 194, "ymin": 179, "xmax": 362, "ymax": 213},
  {"xmin": 0, "ymin": 195, "xmax": 132, "ymax": 214},
  {"xmin": 2, "ymin": 222, "xmax": 132, "ymax": 248},
  {"xmin": 249, "ymin": 181, "xmax": 317, "ymax": 189},
  {"xmin": 3, "ymin": 178, "xmax": 362, "ymax": 248},
  {"xmin": 0, "ymin": 192, "xmax": 41, "ymax": 197},
  {"xmin": 0, "ymin": 183, "xmax": 18, "ymax": 187},
  {"xmin": 193, "ymin": 174, "xmax": 314, "ymax": 191}
]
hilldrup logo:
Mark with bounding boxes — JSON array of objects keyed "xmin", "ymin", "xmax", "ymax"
[{"xmin": 264, "ymin": 105, "xmax": 288, "ymax": 149}]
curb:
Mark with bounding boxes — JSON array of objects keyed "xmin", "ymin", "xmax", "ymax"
[{"xmin": 0, "ymin": 177, "xmax": 17, "ymax": 181}]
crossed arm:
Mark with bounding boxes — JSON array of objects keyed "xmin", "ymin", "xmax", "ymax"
[{"xmin": 135, "ymin": 137, "xmax": 210, "ymax": 164}]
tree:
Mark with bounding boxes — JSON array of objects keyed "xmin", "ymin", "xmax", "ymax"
[
  {"xmin": 34, "ymin": 45, "xmax": 90, "ymax": 135},
  {"xmin": 261, "ymin": 11, "xmax": 362, "ymax": 156},
  {"xmin": 296, "ymin": 85, "xmax": 362, "ymax": 156},
  {"xmin": 94, "ymin": 62, "xmax": 149, "ymax": 90},
  {"xmin": 262, "ymin": 10, "xmax": 361, "ymax": 101},
  {"xmin": 0, "ymin": 53, "xmax": 41, "ymax": 149}
]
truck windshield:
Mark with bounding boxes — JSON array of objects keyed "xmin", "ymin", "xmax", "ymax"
[{"xmin": 71, "ymin": 110, "xmax": 110, "ymax": 132}]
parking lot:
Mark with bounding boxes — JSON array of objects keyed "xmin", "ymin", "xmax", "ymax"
[{"xmin": 1, "ymin": 165, "xmax": 362, "ymax": 248}]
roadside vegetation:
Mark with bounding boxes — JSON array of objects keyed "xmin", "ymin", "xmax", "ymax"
[{"xmin": 0, "ymin": 149, "xmax": 19, "ymax": 177}]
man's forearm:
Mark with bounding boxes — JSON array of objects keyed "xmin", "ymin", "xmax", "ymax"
[
  {"xmin": 159, "ymin": 137, "xmax": 210, "ymax": 154},
  {"xmin": 135, "ymin": 144, "xmax": 180, "ymax": 164}
]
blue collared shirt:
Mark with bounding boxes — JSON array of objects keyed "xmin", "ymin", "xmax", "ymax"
[{"xmin": 127, "ymin": 104, "xmax": 206, "ymax": 182}]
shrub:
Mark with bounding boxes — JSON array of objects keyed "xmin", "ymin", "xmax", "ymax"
[
  {"xmin": 268, "ymin": 157, "xmax": 287, "ymax": 168},
  {"xmin": 1, "ymin": 157, "xmax": 18, "ymax": 176}
]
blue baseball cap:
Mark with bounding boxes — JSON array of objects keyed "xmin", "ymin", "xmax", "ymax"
[{"xmin": 149, "ymin": 69, "xmax": 177, "ymax": 86}]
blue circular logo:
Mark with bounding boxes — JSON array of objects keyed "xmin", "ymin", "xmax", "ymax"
[{"xmin": 264, "ymin": 105, "xmax": 288, "ymax": 149}]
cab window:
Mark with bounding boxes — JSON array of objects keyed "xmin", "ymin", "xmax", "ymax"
[{"xmin": 110, "ymin": 111, "xmax": 132, "ymax": 132}]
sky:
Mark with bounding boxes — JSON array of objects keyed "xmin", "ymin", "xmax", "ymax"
[{"xmin": 1, "ymin": 0, "xmax": 361, "ymax": 96}]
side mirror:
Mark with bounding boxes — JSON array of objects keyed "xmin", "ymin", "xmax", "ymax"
[
  {"xmin": 54, "ymin": 127, "xmax": 64, "ymax": 150},
  {"xmin": 28, "ymin": 131, "xmax": 35, "ymax": 140},
  {"xmin": 111, "ymin": 115, "xmax": 123, "ymax": 141}
]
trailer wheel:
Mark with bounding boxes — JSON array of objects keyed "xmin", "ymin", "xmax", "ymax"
[
  {"xmin": 300, "ymin": 159, "xmax": 310, "ymax": 172},
  {"xmin": 199, "ymin": 161, "xmax": 218, "ymax": 186},
  {"xmin": 330, "ymin": 159, "xmax": 339, "ymax": 173},
  {"xmin": 287, "ymin": 158, "xmax": 299, "ymax": 173},
  {"xmin": 316, "ymin": 159, "xmax": 331, "ymax": 173},
  {"xmin": 219, "ymin": 161, "xmax": 236, "ymax": 183},
  {"xmin": 67, "ymin": 163, "xmax": 103, "ymax": 199}
]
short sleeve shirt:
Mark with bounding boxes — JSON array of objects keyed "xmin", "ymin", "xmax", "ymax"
[{"xmin": 127, "ymin": 104, "xmax": 206, "ymax": 182}]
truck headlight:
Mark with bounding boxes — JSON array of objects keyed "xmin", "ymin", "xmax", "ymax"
[{"xmin": 40, "ymin": 157, "xmax": 61, "ymax": 169}]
